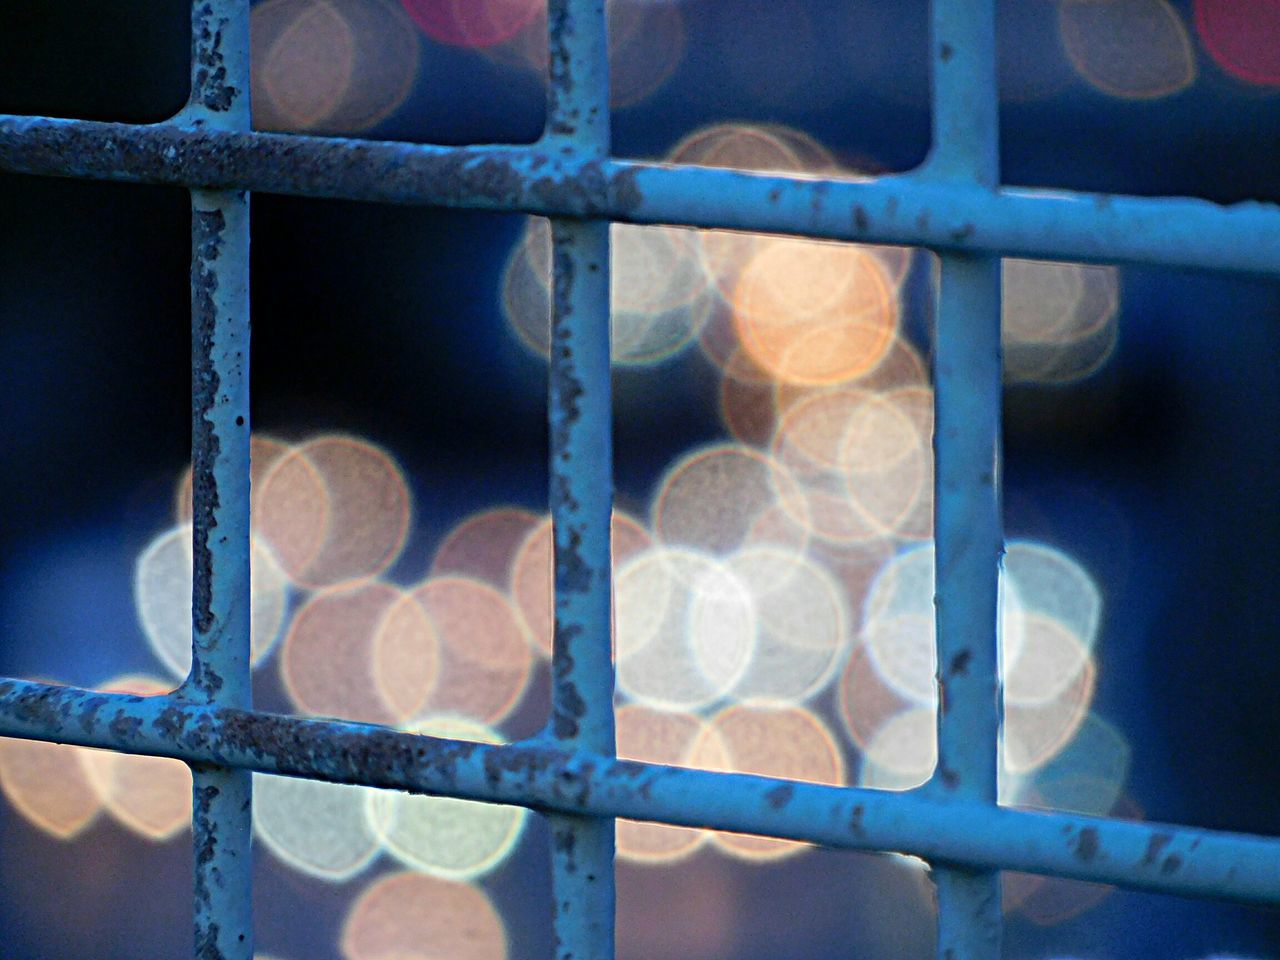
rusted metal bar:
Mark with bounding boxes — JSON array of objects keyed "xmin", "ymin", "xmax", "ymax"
[
  {"xmin": 1, "ymin": 678, "xmax": 1278, "ymax": 906},
  {"xmin": 177, "ymin": 3, "xmax": 254, "ymax": 958},
  {"xmin": 543, "ymin": 4, "xmax": 616, "ymax": 960},
  {"xmin": 3, "ymin": 115, "xmax": 1280, "ymax": 274}
]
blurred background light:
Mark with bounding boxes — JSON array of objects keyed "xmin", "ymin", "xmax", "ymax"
[
  {"xmin": 341, "ymin": 871, "xmax": 508, "ymax": 960},
  {"xmin": 253, "ymin": 774, "xmax": 383, "ymax": 882},
  {"xmin": 367, "ymin": 716, "xmax": 528, "ymax": 879},
  {"xmin": 3, "ymin": 0, "xmax": 1280, "ymax": 956},
  {"xmin": 1193, "ymin": 0, "xmax": 1280, "ymax": 87},
  {"xmin": 1057, "ymin": 0, "xmax": 1197, "ymax": 100},
  {"xmin": 252, "ymin": 0, "xmax": 422, "ymax": 133}
]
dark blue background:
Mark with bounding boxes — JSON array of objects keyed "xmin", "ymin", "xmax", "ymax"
[{"xmin": 1, "ymin": 1, "xmax": 1278, "ymax": 958}]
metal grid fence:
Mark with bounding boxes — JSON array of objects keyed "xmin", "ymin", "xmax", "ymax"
[{"xmin": 1, "ymin": 1, "xmax": 1279, "ymax": 959}]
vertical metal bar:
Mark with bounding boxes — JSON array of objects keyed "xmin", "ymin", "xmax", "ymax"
[
  {"xmin": 925, "ymin": 0, "xmax": 999, "ymax": 185},
  {"xmin": 181, "ymin": 3, "xmax": 254, "ymax": 959},
  {"xmin": 926, "ymin": 1, "xmax": 1003, "ymax": 959},
  {"xmin": 543, "ymin": 3, "xmax": 615, "ymax": 960}
]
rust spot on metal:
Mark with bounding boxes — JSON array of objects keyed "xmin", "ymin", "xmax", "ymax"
[
  {"xmin": 192, "ymin": 5, "xmax": 235, "ymax": 114},
  {"xmin": 555, "ymin": 826, "xmax": 577, "ymax": 857},
  {"xmin": 765, "ymin": 784, "xmax": 794, "ymax": 809},
  {"xmin": 0, "ymin": 120, "xmax": 645, "ymax": 223},
  {"xmin": 551, "ymin": 639, "xmax": 585, "ymax": 741},
  {"xmin": 556, "ymin": 529, "xmax": 593, "ymax": 595},
  {"xmin": 154, "ymin": 704, "xmax": 190, "ymax": 740},
  {"xmin": 939, "ymin": 42, "xmax": 954, "ymax": 62},
  {"xmin": 195, "ymin": 922, "xmax": 227, "ymax": 960},
  {"xmin": 849, "ymin": 804, "xmax": 865, "ymax": 836},
  {"xmin": 950, "ymin": 223, "xmax": 975, "ymax": 242},
  {"xmin": 533, "ymin": 159, "xmax": 622, "ymax": 217},
  {"xmin": 219, "ymin": 707, "xmax": 486, "ymax": 792},
  {"xmin": 938, "ymin": 765, "xmax": 960, "ymax": 790},
  {"xmin": 80, "ymin": 695, "xmax": 109, "ymax": 735},
  {"xmin": 1161, "ymin": 854, "xmax": 1183, "ymax": 876},
  {"xmin": 854, "ymin": 205, "xmax": 870, "ymax": 232},
  {"xmin": 1073, "ymin": 826, "xmax": 1100, "ymax": 862},
  {"xmin": 1143, "ymin": 832, "xmax": 1173, "ymax": 866},
  {"xmin": 810, "ymin": 181, "xmax": 828, "ymax": 216},
  {"xmin": 191, "ymin": 207, "xmax": 225, "ymax": 638},
  {"xmin": 109, "ymin": 711, "xmax": 143, "ymax": 741},
  {"xmin": 949, "ymin": 649, "xmax": 971, "ymax": 676}
]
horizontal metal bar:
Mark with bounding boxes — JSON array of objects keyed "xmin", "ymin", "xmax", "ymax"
[
  {"xmin": 2, "ymin": 115, "xmax": 1279, "ymax": 275},
  {"xmin": 1, "ymin": 677, "xmax": 1278, "ymax": 905}
]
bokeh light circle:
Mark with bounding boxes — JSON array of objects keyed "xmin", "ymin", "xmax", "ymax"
[
  {"xmin": 615, "ymin": 704, "xmax": 715, "ymax": 864},
  {"xmin": 400, "ymin": 0, "xmax": 541, "ymax": 48},
  {"xmin": 510, "ymin": 511, "xmax": 651, "ymax": 658},
  {"xmin": 367, "ymin": 715, "xmax": 528, "ymax": 879},
  {"xmin": 78, "ymin": 675, "xmax": 191, "ymax": 840},
  {"xmin": 281, "ymin": 435, "xmax": 412, "ymax": 589},
  {"xmin": 341, "ymin": 871, "xmax": 508, "ymax": 960},
  {"xmin": 1195, "ymin": 0, "xmax": 1280, "ymax": 87},
  {"xmin": 615, "ymin": 547, "xmax": 757, "ymax": 712},
  {"xmin": 1058, "ymin": 0, "xmax": 1196, "ymax": 100},
  {"xmin": 408, "ymin": 577, "xmax": 534, "ymax": 724},
  {"xmin": 282, "ymin": 581, "xmax": 439, "ymax": 726},
  {"xmin": 134, "ymin": 523, "xmax": 289, "ymax": 680},
  {"xmin": 1004, "ymin": 657, "xmax": 1097, "ymax": 773},
  {"xmin": 651, "ymin": 443, "xmax": 809, "ymax": 556},
  {"xmin": 771, "ymin": 390, "xmax": 929, "ymax": 546},
  {"xmin": 858, "ymin": 705, "xmax": 936, "ymax": 791},
  {"xmin": 698, "ymin": 702, "xmax": 845, "ymax": 861},
  {"xmin": 430, "ymin": 506, "xmax": 541, "ymax": 590},
  {"xmin": 252, "ymin": 0, "xmax": 357, "ymax": 130},
  {"xmin": 503, "ymin": 218, "xmax": 713, "ymax": 367},
  {"xmin": 1002, "ymin": 260, "xmax": 1121, "ymax": 384},
  {"xmin": 253, "ymin": 773, "xmax": 382, "ymax": 881},
  {"xmin": 731, "ymin": 238, "xmax": 898, "ymax": 386},
  {"xmin": 721, "ymin": 546, "xmax": 851, "ymax": 704},
  {"xmin": 253, "ymin": 0, "xmax": 421, "ymax": 133},
  {"xmin": 860, "ymin": 544, "xmax": 1026, "ymax": 706},
  {"xmin": 0, "ymin": 731, "xmax": 101, "ymax": 840}
]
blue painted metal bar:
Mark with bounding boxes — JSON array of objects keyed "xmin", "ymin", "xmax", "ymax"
[
  {"xmin": 1, "ymin": 678, "xmax": 1278, "ymax": 906},
  {"xmin": 543, "ymin": 5, "xmax": 616, "ymax": 960},
  {"xmin": 929, "ymin": 255, "xmax": 1004, "ymax": 959},
  {"xmin": 178, "ymin": 3, "xmax": 254, "ymax": 959},
  {"xmin": 926, "ymin": 1, "xmax": 1004, "ymax": 957},
  {"xmin": 3, "ymin": 116, "xmax": 1280, "ymax": 274}
]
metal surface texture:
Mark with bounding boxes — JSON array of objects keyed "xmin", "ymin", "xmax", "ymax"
[
  {"xmin": 926, "ymin": 1, "xmax": 1003, "ymax": 956},
  {"xmin": 4, "ymin": 115, "xmax": 1280, "ymax": 274},
  {"xmin": 2, "ymin": 2, "xmax": 1279, "ymax": 958},
  {"xmin": 544, "ymin": 4, "xmax": 617, "ymax": 960},
  {"xmin": 1, "ymin": 677, "xmax": 1279, "ymax": 905},
  {"xmin": 179, "ymin": 3, "xmax": 254, "ymax": 959}
]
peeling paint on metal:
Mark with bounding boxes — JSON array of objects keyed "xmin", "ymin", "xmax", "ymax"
[
  {"xmin": 2, "ymin": 680, "xmax": 1279, "ymax": 904},
  {"xmin": 1144, "ymin": 832, "xmax": 1173, "ymax": 866},
  {"xmin": 766, "ymin": 784, "xmax": 794, "ymax": 809},
  {"xmin": 191, "ymin": 207, "xmax": 224, "ymax": 636},
  {"xmin": 1075, "ymin": 827, "xmax": 1101, "ymax": 862},
  {"xmin": 2, "ymin": 116, "xmax": 1278, "ymax": 273}
]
